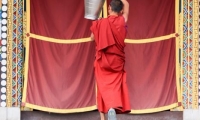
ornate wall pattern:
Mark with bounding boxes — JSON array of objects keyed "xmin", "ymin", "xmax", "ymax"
[
  {"xmin": 182, "ymin": 0, "xmax": 199, "ymax": 109},
  {"xmin": 11, "ymin": 0, "xmax": 23, "ymax": 106},
  {"xmin": 16, "ymin": 0, "xmax": 23, "ymax": 106},
  {"xmin": 6, "ymin": 0, "xmax": 23, "ymax": 107},
  {"xmin": 199, "ymin": 0, "xmax": 200, "ymax": 108},
  {"xmin": 188, "ymin": 0, "xmax": 193, "ymax": 109},
  {"xmin": 192, "ymin": 0, "xmax": 199, "ymax": 109},
  {"xmin": 182, "ymin": 0, "xmax": 189, "ymax": 109},
  {"xmin": 0, "ymin": 0, "xmax": 7, "ymax": 107},
  {"xmin": 6, "ymin": 0, "xmax": 12, "ymax": 107}
]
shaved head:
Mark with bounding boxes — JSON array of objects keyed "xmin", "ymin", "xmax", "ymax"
[{"xmin": 110, "ymin": 0, "xmax": 123, "ymax": 13}]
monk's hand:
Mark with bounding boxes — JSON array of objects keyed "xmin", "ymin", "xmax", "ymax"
[{"xmin": 98, "ymin": 17, "xmax": 102, "ymax": 20}]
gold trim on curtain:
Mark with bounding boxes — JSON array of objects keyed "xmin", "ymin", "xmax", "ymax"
[
  {"xmin": 6, "ymin": 0, "xmax": 14, "ymax": 107},
  {"xmin": 25, "ymin": 103, "xmax": 97, "ymax": 113},
  {"xmin": 173, "ymin": 0, "xmax": 183, "ymax": 111},
  {"xmin": 125, "ymin": 33, "xmax": 177, "ymax": 43},
  {"xmin": 27, "ymin": 33, "xmax": 178, "ymax": 44},
  {"xmin": 130, "ymin": 103, "xmax": 179, "ymax": 114}
]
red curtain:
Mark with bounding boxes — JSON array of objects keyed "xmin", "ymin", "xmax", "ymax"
[
  {"xmin": 30, "ymin": 0, "xmax": 92, "ymax": 39},
  {"xmin": 125, "ymin": 39, "xmax": 177, "ymax": 110},
  {"xmin": 23, "ymin": 0, "xmax": 179, "ymax": 113},
  {"xmin": 124, "ymin": 0, "xmax": 178, "ymax": 110},
  {"xmin": 27, "ymin": 39, "xmax": 96, "ymax": 109},
  {"xmin": 23, "ymin": 0, "xmax": 96, "ymax": 111}
]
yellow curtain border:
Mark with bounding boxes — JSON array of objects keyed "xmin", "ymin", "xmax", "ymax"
[
  {"xmin": 27, "ymin": 33, "xmax": 177, "ymax": 44},
  {"xmin": 175, "ymin": 0, "xmax": 182, "ymax": 106},
  {"xmin": 179, "ymin": 0, "xmax": 184, "ymax": 110},
  {"xmin": 175, "ymin": 0, "xmax": 182, "ymax": 102},
  {"xmin": 23, "ymin": 102, "xmax": 179, "ymax": 114},
  {"xmin": 22, "ymin": 0, "xmax": 30, "ymax": 103},
  {"xmin": 25, "ymin": 103, "xmax": 97, "ymax": 113},
  {"xmin": 125, "ymin": 33, "xmax": 177, "ymax": 44},
  {"xmin": 28, "ymin": 33, "xmax": 93, "ymax": 44},
  {"xmin": 130, "ymin": 103, "xmax": 179, "ymax": 114}
]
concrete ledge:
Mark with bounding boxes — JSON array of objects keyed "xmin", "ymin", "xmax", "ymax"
[
  {"xmin": 0, "ymin": 107, "xmax": 6, "ymax": 120},
  {"xmin": 0, "ymin": 107, "xmax": 20, "ymax": 120},
  {"xmin": 184, "ymin": 109, "xmax": 200, "ymax": 120}
]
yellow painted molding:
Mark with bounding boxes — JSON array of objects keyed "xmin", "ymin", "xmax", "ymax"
[
  {"xmin": 22, "ymin": 0, "xmax": 30, "ymax": 103},
  {"xmin": 175, "ymin": 0, "xmax": 182, "ymax": 106},
  {"xmin": 192, "ymin": 0, "xmax": 199, "ymax": 109},
  {"xmin": 103, "ymin": 0, "xmax": 108, "ymax": 18},
  {"xmin": 6, "ymin": 0, "xmax": 14, "ymax": 107}
]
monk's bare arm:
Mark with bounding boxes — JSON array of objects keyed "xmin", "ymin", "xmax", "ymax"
[
  {"xmin": 91, "ymin": 33, "xmax": 94, "ymax": 41},
  {"xmin": 121, "ymin": 0, "xmax": 129, "ymax": 23}
]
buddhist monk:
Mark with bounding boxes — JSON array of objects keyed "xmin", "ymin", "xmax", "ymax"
[{"xmin": 90, "ymin": 0, "xmax": 130, "ymax": 120}]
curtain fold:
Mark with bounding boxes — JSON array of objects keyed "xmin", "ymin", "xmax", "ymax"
[
  {"xmin": 22, "ymin": 0, "xmax": 97, "ymax": 113},
  {"xmin": 125, "ymin": 39, "xmax": 177, "ymax": 110},
  {"xmin": 27, "ymin": 38, "xmax": 96, "ymax": 109}
]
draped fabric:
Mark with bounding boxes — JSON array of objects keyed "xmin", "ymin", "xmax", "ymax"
[
  {"xmin": 22, "ymin": 0, "xmax": 97, "ymax": 113},
  {"xmin": 115, "ymin": 0, "xmax": 179, "ymax": 112},
  {"xmin": 30, "ymin": 0, "xmax": 92, "ymax": 39},
  {"xmin": 125, "ymin": 39, "xmax": 177, "ymax": 111},
  {"xmin": 22, "ymin": 0, "xmax": 180, "ymax": 113},
  {"xmin": 91, "ymin": 16, "xmax": 131, "ymax": 113},
  {"xmin": 27, "ymin": 39, "xmax": 96, "ymax": 110}
]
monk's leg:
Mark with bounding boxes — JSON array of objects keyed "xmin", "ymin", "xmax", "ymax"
[{"xmin": 100, "ymin": 112, "xmax": 106, "ymax": 120}]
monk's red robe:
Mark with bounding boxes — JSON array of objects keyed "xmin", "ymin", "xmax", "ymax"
[{"xmin": 90, "ymin": 15, "xmax": 131, "ymax": 113}]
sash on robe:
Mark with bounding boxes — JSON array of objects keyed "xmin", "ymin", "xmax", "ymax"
[{"xmin": 90, "ymin": 15, "xmax": 131, "ymax": 113}]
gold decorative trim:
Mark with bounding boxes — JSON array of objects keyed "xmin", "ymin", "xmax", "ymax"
[
  {"xmin": 22, "ymin": 0, "xmax": 30, "ymax": 103},
  {"xmin": 175, "ymin": 0, "xmax": 182, "ymax": 109},
  {"xmin": 192, "ymin": 0, "xmax": 199, "ymax": 109},
  {"xmin": 21, "ymin": 5, "xmax": 29, "ymax": 112},
  {"xmin": 103, "ymin": 0, "xmax": 108, "ymax": 18},
  {"xmin": 187, "ymin": 0, "xmax": 190, "ymax": 108},
  {"xmin": 23, "ymin": 12, "xmax": 27, "ymax": 47},
  {"xmin": 179, "ymin": 0, "xmax": 184, "ymax": 110},
  {"xmin": 169, "ymin": 0, "xmax": 183, "ymax": 111},
  {"xmin": 25, "ymin": 103, "xmax": 97, "ymax": 113},
  {"xmin": 22, "ymin": 11, "xmax": 26, "ymax": 85},
  {"xmin": 15, "ymin": 0, "xmax": 19, "ymax": 107},
  {"xmin": 125, "ymin": 33, "xmax": 177, "ymax": 44},
  {"xmin": 21, "ymin": 33, "xmax": 29, "ymax": 103},
  {"xmin": 6, "ymin": 0, "xmax": 13, "ymax": 107},
  {"xmin": 130, "ymin": 103, "xmax": 179, "ymax": 114}
]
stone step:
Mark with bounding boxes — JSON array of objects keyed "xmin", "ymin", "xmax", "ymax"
[{"xmin": 21, "ymin": 110, "xmax": 183, "ymax": 120}]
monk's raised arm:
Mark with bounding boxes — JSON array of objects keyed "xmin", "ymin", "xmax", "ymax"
[{"xmin": 121, "ymin": 0, "xmax": 129, "ymax": 23}]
